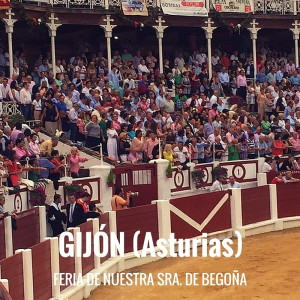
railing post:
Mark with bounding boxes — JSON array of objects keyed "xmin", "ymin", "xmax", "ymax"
[
  {"xmin": 108, "ymin": 211, "xmax": 117, "ymax": 256},
  {"xmin": 15, "ymin": 249, "xmax": 34, "ymax": 300},
  {"xmin": 45, "ymin": 237, "xmax": 60, "ymax": 298},
  {"xmin": 257, "ymin": 172, "xmax": 267, "ymax": 186},
  {"xmin": 38, "ymin": 206, "xmax": 47, "ymax": 242},
  {"xmin": 69, "ymin": 227, "xmax": 82, "ymax": 276},
  {"xmin": 152, "ymin": 200, "xmax": 171, "ymax": 240},
  {"xmin": 269, "ymin": 184, "xmax": 283, "ymax": 230},
  {"xmin": 294, "ymin": 0, "xmax": 297, "ymax": 15},
  {"xmin": 90, "ymin": 218, "xmax": 101, "ymax": 269},
  {"xmin": 104, "ymin": 0, "xmax": 109, "ymax": 9},
  {"xmin": 230, "ymin": 188, "xmax": 244, "ymax": 237},
  {"xmin": 4, "ymin": 217, "xmax": 13, "ymax": 257}
]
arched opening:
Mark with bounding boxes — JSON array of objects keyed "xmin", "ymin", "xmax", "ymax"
[
  {"xmin": 164, "ymin": 26, "xmax": 206, "ymax": 62},
  {"xmin": 212, "ymin": 27, "xmax": 251, "ymax": 57},
  {"xmin": 56, "ymin": 24, "xmax": 105, "ymax": 61},
  {"xmin": 111, "ymin": 25, "xmax": 157, "ymax": 59},
  {"xmin": 257, "ymin": 28, "xmax": 294, "ymax": 58},
  {"xmin": 12, "ymin": 20, "xmax": 49, "ymax": 72},
  {"xmin": 0, "ymin": 21, "xmax": 7, "ymax": 50}
]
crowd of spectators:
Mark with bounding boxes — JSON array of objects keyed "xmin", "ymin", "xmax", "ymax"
[{"xmin": 1, "ymin": 45, "xmax": 300, "ymax": 169}]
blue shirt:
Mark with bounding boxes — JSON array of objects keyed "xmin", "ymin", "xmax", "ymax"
[
  {"xmin": 276, "ymin": 70, "xmax": 283, "ymax": 82},
  {"xmin": 56, "ymin": 102, "xmax": 67, "ymax": 112},
  {"xmin": 256, "ymin": 72, "xmax": 266, "ymax": 83},
  {"xmin": 38, "ymin": 158, "xmax": 55, "ymax": 178},
  {"xmin": 108, "ymin": 71, "xmax": 120, "ymax": 89},
  {"xmin": 218, "ymin": 72, "xmax": 229, "ymax": 84}
]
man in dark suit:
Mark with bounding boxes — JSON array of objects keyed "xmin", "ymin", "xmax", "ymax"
[
  {"xmin": 48, "ymin": 194, "xmax": 66, "ymax": 236},
  {"xmin": 66, "ymin": 193, "xmax": 86, "ymax": 228}
]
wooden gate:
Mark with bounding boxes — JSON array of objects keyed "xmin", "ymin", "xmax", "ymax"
[{"xmin": 113, "ymin": 164, "xmax": 158, "ymax": 207}]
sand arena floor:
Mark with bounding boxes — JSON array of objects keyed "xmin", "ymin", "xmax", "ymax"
[{"xmin": 88, "ymin": 228, "xmax": 300, "ymax": 300}]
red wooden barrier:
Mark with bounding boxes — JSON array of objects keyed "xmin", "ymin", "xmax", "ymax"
[
  {"xmin": 241, "ymin": 186, "xmax": 271, "ymax": 226},
  {"xmin": 59, "ymin": 230, "xmax": 75, "ymax": 292},
  {"xmin": 0, "ymin": 253, "xmax": 24, "ymax": 300},
  {"xmin": 277, "ymin": 183, "xmax": 300, "ymax": 218},
  {"xmin": 100, "ymin": 212, "xmax": 110, "ymax": 263},
  {"xmin": 0, "ymin": 219, "xmax": 6, "ymax": 260},
  {"xmin": 116, "ymin": 204, "xmax": 159, "ymax": 253},
  {"xmin": 30, "ymin": 240, "xmax": 52, "ymax": 300},
  {"xmin": 13, "ymin": 208, "xmax": 40, "ymax": 252},
  {"xmin": 170, "ymin": 191, "xmax": 231, "ymax": 239},
  {"xmin": 79, "ymin": 221, "xmax": 94, "ymax": 275}
]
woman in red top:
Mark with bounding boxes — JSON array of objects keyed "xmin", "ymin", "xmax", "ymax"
[
  {"xmin": 272, "ymin": 133, "xmax": 285, "ymax": 156},
  {"xmin": 221, "ymin": 52, "xmax": 230, "ymax": 68},
  {"xmin": 49, "ymin": 149, "xmax": 65, "ymax": 190},
  {"xmin": 7, "ymin": 150, "xmax": 22, "ymax": 191}
]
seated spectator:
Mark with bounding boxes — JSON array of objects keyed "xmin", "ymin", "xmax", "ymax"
[
  {"xmin": 210, "ymin": 176, "xmax": 226, "ymax": 192},
  {"xmin": 13, "ymin": 138, "xmax": 29, "ymax": 162},
  {"xmin": 227, "ymin": 175, "xmax": 241, "ymax": 189},
  {"xmin": 0, "ymin": 195, "xmax": 17, "ymax": 221},
  {"xmin": 28, "ymin": 133, "xmax": 40, "ymax": 157},
  {"xmin": 293, "ymin": 157, "xmax": 300, "ymax": 170},
  {"xmin": 271, "ymin": 172, "xmax": 283, "ymax": 184},
  {"xmin": 280, "ymin": 154, "xmax": 295, "ymax": 171},
  {"xmin": 282, "ymin": 171, "xmax": 300, "ymax": 183}
]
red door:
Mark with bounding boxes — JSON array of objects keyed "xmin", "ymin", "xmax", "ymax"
[{"xmin": 113, "ymin": 164, "xmax": 158, "ymax": 207}]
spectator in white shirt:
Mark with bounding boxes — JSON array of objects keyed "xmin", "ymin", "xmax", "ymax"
[
  {"xmin": 19, "ymin": 82, "xmax": 32, "ymax": 120},
  {"xmin": 0, "ymin": 78, "xmax": 14, "ymax": 101},
  {"xmin": 210, "ymin": 176, "xmax": 226, "ymax": 192},
  {"xmin": 138, "ymin": 60, "xmax": 150, "ymax": 76}
]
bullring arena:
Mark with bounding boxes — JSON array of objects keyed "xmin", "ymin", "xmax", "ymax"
[
  {"xmin": 89, "ymin": 228, "xmax": 300, "ymax": 300},
  {"xmin": 1, "ymin": 158, "xmax": 300, "ymax": 300}
]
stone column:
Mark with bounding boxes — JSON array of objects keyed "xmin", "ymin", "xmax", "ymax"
[
  {"xmin": 203, "ymin": 18, "xmax": 216, "ymax": 80},
  {"xmin": 3, "ymin": 9, "xmax": 16, "ymax": 78},
  {"xmin": 100, "ymin": 15, "xmax": 116, "ymax": 72},
  {"xmin": 248, "ymin": 19, "xmax": 260, "ymax": 79},
  {"xmin": 291, "ymin": 20, "xmax": 299, "ymax": 68},
  {"xmin": 153, "ymin": 16, "xmax": 168, "ymax": 74},
  {"xmin": 46, "ymin": 13, "xmax": 62, "ymax": 77}
]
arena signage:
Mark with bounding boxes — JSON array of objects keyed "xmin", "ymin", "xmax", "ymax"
[
  {"xmin": 212, "ymin": 0, "xmax": 253, "ymax": 13},
  {"xmin": 122, "ymin": 0, "xmax": 149, "ymax": 16},
  {"xmin": 160, "ymin": 0, "xmax": 208, "ymax": 16}
]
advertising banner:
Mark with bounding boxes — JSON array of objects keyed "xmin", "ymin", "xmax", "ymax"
[
  {"xmin": 161, "ymin": 0, "xmax": 208, "ymax": 16},
  {"xmin": 212, "ymin": 0, "xmax": 253, "ymax": 13},
  {"xmin": 122, "ymin": 0, "xmax": 148, "ymax": 16}
]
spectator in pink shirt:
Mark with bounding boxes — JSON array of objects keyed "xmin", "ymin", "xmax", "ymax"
[
  {"xmin": 143, "ymin": 131, "xmax": 159, "ymax": 162},
  {"xmin": 208, "ymin": 104, "xmax": 219, "ymax": 120},
  {"xmin": 289, "ymin": 132, "xmax": 300, "ymax": 155},
  {"xmin": 11, "ymin": 122, "xmax": 24, "ymax": 144},
  {"xmin": 13, "ymin": 138, "xmax": 29, "ymax": 162},
  {"xmin": 236, "ymin": 69, "xmax": 247, "ymax": 100},
  {"xmin": 68, "ymin": 146, "xmax": 88, "ymax": 178}
]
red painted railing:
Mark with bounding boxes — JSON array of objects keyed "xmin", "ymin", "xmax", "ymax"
[
  {"xmin": 30, "ymin": 240, "xmax": 52, "ymax": 300},
  {"xmin": 241, "ymin": 186, "xmax": 271, "ymax": 225},
  {"xmin": 116, "ymin": 204, "xmax": 159, "ymax": 253},
  {"xmin": 0, "ymin": 253, "xmax": 24, "ymax": 300},
  {"xmin": 79, "ymin": 221, "xmax": 94, "ymax": 275},
  {"xmin": 170, "ymin": 191, "xmax": 231, "ymax": 239},
  {"xmin": 13, "ymin": 207, "xmax": 40, "ymax": 252}
]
